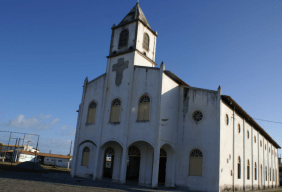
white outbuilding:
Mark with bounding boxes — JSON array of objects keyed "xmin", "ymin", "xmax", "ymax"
[{"xmin": 71, "ymin": 3, "xmax": 280, "ymax": 191}]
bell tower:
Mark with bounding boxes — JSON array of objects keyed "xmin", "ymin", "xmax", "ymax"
[{"xmin": 107, "ymin": 2, "xmax": 158, "ymax": 66}]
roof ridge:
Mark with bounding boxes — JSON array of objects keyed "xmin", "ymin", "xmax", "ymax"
[{"xmin": 116, "ymin": 3, "xmax": 151, "ymax": 29}]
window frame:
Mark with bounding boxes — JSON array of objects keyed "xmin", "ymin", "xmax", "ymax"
[
  {"xmin": 137, "ymin": 95, "xmax": 150, "ymax": 122},
  {"xmin": 81, "ymin": 146, "xmax": 90, "ymax": 167},
  {"xmin": 189, "ymin": 149, "xmax": 203, "ymax": 177},
  {"xmin": 118, "ymin": 30, "xmax": 129, "ymax": 49},
  {"xmin": 142, "ymin": 33, "xmax": 150, "ymax": 51},
  {"xmin": 110, "ymin": 98, "xmax": 121, "ymax": 123},
  {"xmin": 86, "ymin": 101, "xmax": 97, "ymax": 124}
]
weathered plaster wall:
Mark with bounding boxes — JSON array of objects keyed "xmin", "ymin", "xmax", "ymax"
[
  {"xmin": 252, "ymin": 128, "xmax": 259, "ymax": 190},
  {"xmin": 111, "ymin": 22, "xmax": 137, "ymax": 54},
  {"xmin": 135, "ymin": 21, "xmax": 156, "ymax": 61},
  {"xmin": 78, "ymin": 75, "xmax": 106, "ymax": 146},
  {"xmin": 128, "ymin": 66, "xmax": 160, "ymax": 147},
  {"xmin": 75, "ymin": 142, "xmax": 96, "ymax": 177},
  {"xmin": 100, "ymin": 53, "xmax": 136, "ymax": 147},
  {"xmin": 159, "ymin": 73, "xmax": 179, "ymax": 146},
  {"xmin": 219, "ymin": 101, "xmax": 279, "ymax": 191},
  {"xmin": 175, "ymin": 87, "xmax": 219, "ymax": 192},
  {"xmin": 134, "ymin": 52, "xmax": 155, "ymax": 67},
  {"xmin": 219, "ymin": 101, "xmax": 234, "ymax": 191},
  {"xmin": 246, "ymin": 121, "xmax": 253, "ymax": 190}
]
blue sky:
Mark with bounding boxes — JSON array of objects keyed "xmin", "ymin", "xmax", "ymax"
[{"xmin": 0, "ymin": 0, "xmax": 281, "ymax": 156}]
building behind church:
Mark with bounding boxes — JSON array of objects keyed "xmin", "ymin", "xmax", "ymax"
[{"xmin": 71, "ymin": 3, "xmax": 280, "ymax": 191}]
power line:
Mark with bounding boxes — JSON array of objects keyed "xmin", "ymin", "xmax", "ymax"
[{"xmin": 253, "ymin": 118, "xmax": 282, "ymax": 125}]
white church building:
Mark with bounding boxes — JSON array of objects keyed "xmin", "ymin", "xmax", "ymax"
[{"xmin": 71, "ymin": 3, "xmax": 280, "ymax": 191}]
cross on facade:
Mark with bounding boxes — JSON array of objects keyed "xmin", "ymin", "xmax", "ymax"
[{"xmin": 112, "ymin": 58, "xmax": 129, "ymax": 86}]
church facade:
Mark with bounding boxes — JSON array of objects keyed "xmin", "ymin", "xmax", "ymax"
[{"xmin": 71, "ymin": 3, "xmax": 280, "ymax": 192}]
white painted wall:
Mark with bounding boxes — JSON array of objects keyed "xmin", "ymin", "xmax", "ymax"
[
  {"xmin": 111, "ymin": 22, "xmax": 137, "ymax": 54},
  {"xmin": 135, "ymin": 21, "xmax": 157, "ymax": 61},
  {"xmin": 219, "ymin": 101, "xmax": 233, "ymax": 190},
  {"xmin": 219, "ymin": 101, "xmax": 279, "ymax": 191},
  {"xmin": 18, "ymin": 153, "xmax": 36, "ymax": 162},
  {"xmin": 176, "ymin": 87, "xmax": 220, "ymax": 191}
]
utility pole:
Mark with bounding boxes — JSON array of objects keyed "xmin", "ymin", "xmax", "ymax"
[
  {"xmin": 68, "ymin": 140, "xmax": 72, "ymax": 169},
  {"xmin": 22, "ymin": 133, "xmax": 25, "ymax": 146},
  {"xmin": 15, "ymin": 138, "xmax": 21, "ymax": 163},
  {"xmin": 3, "ymin": 133, "xmax": 12, "ymax": 162},
  {"xmin": 33, "ymin": 135, "xmax": 40, "ymax": 170},
  {"xmin": 11, "ymin": 138, "xmax": 17, "ymax": 166}
]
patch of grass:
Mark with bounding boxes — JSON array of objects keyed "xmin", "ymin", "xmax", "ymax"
[{"xmin": 39, "ymin": 164, "xmax": 71, "ymax": 173}]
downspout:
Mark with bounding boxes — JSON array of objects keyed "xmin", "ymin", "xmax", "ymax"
[{"xmin": 233, "ymin": 108, "xmax": 235, "ymax": 192}]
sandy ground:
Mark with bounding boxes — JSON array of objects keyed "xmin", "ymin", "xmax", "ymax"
[{"xmin": 0, "ymin": 170, "xmax": 181, "ymax": 192}]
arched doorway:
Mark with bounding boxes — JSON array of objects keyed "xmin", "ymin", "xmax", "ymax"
[
  {"xmin": 158, "ymin": 148, "xmax": 167, "ymax": 184},
  {"xmin": 126, "ymin": 146, "xmax": 141, "ymax": 181},
  {"xmin": 103, "ymin": 147, "xmax": 115, "ymax": 178}
]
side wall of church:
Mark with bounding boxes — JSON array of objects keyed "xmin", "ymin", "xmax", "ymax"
[
  {"xmin": 219, "ymin": 101, "xmax": 239, "ymax": 190},
  {"xmin": 252, "ymin": 128, "xmax": 259, "ymax": 189},
  {"xmin": 219, "ymin": 101, "xmax": 279, "ymax": 191},
  {"xmin": 219, "ymin": 100, "xmax": 233, "ymax": 190},
  {"xmin": 244, "ymin": 120, "xmax": 253, "ymax": 190},
  {"xmin": 175, "ymin": 87, "xmax": 220, "ymax": 192}
]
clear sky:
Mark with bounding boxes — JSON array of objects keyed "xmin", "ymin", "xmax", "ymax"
[{"xmin": 0, "ymin": 0, "xmax": 281, "ymax": 156}]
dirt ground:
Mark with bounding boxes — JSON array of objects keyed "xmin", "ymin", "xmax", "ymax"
[
  {"xmin": 0, "ymin": 163, "xmax": 281, "ymax": 192},
  {"xmin": 0, "ymin": 163, "xmax": 181, "ymax": 192}
]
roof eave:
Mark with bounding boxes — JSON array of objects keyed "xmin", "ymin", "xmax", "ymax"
[{"xmin": 221, "ymin": 95, "xmax": 281, "ymax": 149}]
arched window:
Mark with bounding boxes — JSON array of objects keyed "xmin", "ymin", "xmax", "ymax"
[
  {"xmin": 247, "ymin": 160, "xmax": 250, "ymax": 180},
  {"xmin": 119, "ymin": 30, "xmax": 129, "ymax": 48},
  {"xmin": 160, "ymin": 148, "xmax": 167, "ymax": 157},
  {"xmin": 128, "ymin": 146, "xmax": 141, "ymax": 156},
  {"xmin": 142, "ymin": 33, "xmax": 149, "ymax": 51},
  {"xmin": 269, "ymin": 168, "xmax": 271, "ymax": 181},
  {"xmin": 254, "ymin": 162, "xmax": 257, "ymax": 180},
  {"xmin": 238, "ymin": 124, "xmax": 240, "ymax": 134},
  {"xmin": 110, "ymin": 99, "xmax": 121, "ymax": 123},
  {"xmin": 189, "ymin": 149, "xmax": 203, "ymax": 176},
  {"xmin": 247, "ymin": 131, "xmax": 249, "ymax": 139},
  {"xmin": 238, "ymin": 157, "xmax": 241, "ymax": 179},
  {"xmin": 265, "ymin": 166, "xmax": 267, "ymax": 181},
  {"xmin": 81, "ymin": 147, "xmax": 90, "ymax": 166},
  {"xmin": 87, "ymin": 101, "xmax": 97, "ymax": 124},
  {"xmin": 254, "ymin": 136, "xmax": 256, "ymax": 143},
  {"xmin": 226, "ymin": 114, "xmax": 229, "ymax": 125},
  {"xmin": 137, "ymin": 95, "xmax": 150, "ymax": 121}
]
